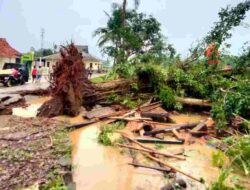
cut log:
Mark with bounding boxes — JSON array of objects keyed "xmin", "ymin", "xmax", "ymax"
[
  {"xmin": 175, "ymin": 97, "xmax": 211, "ymax": 107},
  {"xmin": 128, "ymin": 163, "xmax": 172, "ymax": 173},
  {"xmin": 134, "ymin": 138, "xmax": 184, "ymax": 144},
  {"xmin": 144, "ymin": 122, "xmax": 199, "ymax": 136}
]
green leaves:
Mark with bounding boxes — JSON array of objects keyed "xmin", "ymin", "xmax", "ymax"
[
  {"xmin": 206, "ymin": 1, "xmax": 250, "ymax": 45},
  {"xmin": 159, "ymin": 86, "xmax": 176, "ymax": 110},
  {"xmin": 95, "ymin": 6, "xmax": 167, "ymax": 63}
]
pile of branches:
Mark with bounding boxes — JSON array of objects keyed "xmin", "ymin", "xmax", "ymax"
[{"xmin": 38, "ymin": 43, "xmax": 95, "ymax": 117}]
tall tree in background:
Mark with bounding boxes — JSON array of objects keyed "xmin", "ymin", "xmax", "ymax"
[
  {"xmin": 190, "ymin": 0, "xmax": 250, "ymax": 60},
  {"xmin": 94, "ymin": 5, "xmax": 172, "ymax": 64},
  {"xmin": 122, "ymin": 0, "xmax": 140, "ymax": 26}
]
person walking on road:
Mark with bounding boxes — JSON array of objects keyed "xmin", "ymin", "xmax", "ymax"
[
  {"xmin": 31, "ymin": 66, "xmax": 37, "ymax": 83},
  {"xmin": 36, "ymin": 66, "xmax": 42, "ymax": 84}
]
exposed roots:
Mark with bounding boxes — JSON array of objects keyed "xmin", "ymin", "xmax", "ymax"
[{"xmin": 38, "ymin": 43, "xmax": 95, "ymax": 117}]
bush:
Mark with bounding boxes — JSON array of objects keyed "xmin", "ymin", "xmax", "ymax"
[
  {"xmin": 159, "ymin": 86, "xmax": 176, "ymax": 110},
  {"xmin": 136, "ymin": 64, "xmax": 167, "ymax": 92},
  {"xmin": 226, "ymin": 135, "xmax": 250, "ymax": 175}
]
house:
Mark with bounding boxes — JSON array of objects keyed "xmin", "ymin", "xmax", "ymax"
[
  {"xmin": 42, "ymin": 45, "xmax": 102, "ymax": 72},
  {"xmin": 0, "ymin": 38, "xmax": 21, "ymax": 69}
]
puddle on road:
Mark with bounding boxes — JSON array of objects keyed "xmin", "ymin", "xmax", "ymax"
[
  {"xmin": 68, "ymin": 113, "xmax": 219, "ymax": 190},
  {"xmin": 12, "ymin": 96, "xmax": 51, "ymax": 118},
  {"xmin": 70, "ymin": 123, "xmax": 166, "ymax": 190}
]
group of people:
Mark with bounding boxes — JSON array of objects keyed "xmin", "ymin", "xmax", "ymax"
[{"xmin": 31, "ymin": 66, "xmax": 43, "ymax": 83}]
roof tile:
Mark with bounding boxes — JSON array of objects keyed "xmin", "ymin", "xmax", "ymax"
[{"xmin": 0, "ymin": 38, "xmax": 21, "ymax": 57}]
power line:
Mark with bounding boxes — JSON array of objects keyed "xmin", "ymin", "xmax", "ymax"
[{"xmin": 41, "ymin": 28, "xmax": 45, "ymax": 50}]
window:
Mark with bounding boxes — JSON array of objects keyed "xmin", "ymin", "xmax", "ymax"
[
  {"xmin": 90, "ymin": 63, "xmax": 93, "ymax": 68},
  {"xmin": 47, "ymin": 62, "xmax": 50, "ymax": 67}
]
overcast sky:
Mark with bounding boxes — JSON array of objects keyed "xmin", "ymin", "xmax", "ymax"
[{"xmin": 0, "ymin": 0, "xmax": 249, "ymax": 58}]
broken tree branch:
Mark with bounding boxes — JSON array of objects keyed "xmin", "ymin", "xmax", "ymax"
[
  {"xmin": 144, "ymin": 153, "xmax": 202, "ymax": 182},
  {"xmin": 128, "ymin": 163, "xmax": 172, "ymax": 173},
  {"xmin": 144, "ymin": 122, "xmax": 199, "ymax": 136},
  {"xmin": 134, "ymin": 138, "xmax": 184, "ymax": 144},
  {"xmin": 119, "ymin": 133, "xmax": 185, "ymax": 160},
  {"xmin": 117, "ymin": 143, "xmax": 185, "ymax": 160}
]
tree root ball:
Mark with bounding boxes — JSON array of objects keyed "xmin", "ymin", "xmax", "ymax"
[{"xmin": 38, "ymin": 43, "xmax": 95, "ymax": 117}]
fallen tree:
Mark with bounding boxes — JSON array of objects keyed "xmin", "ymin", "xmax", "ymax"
[{"xmin": 38, "ymin": 43, "xmax": 95, "ymax": 117}]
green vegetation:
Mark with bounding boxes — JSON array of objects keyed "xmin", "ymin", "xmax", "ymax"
[
  {"xmin": 159, "ymin": 86, "xmax": 176, "ymax": 110},
  {"xmin": 225, "ymin": 135, "xmax": 250, "ymax": 175},
  {"xmin": 212, "ymin": 150, "xmax": 227, "ymax": 168},
  {"xmin": 210, "ymin": 169, "xmax": 239, "ymax": 190},
  {"xmin": 98, "ymin": 121, "xmax": 126, "ymax": 146},
  {"xmin": 94, "ymin": 3, "xmax": 175, "ymax": 65},
  {"xmin": 91, "ymin": 75, "xmax": 107, "ymax": 83},
  {"xmin": 93, "ymin": 1, "xmax": 250, "ymax": 188}
]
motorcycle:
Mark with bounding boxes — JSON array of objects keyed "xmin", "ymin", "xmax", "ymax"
[{"xmin": 4, "ymin": 69, "xmax": 25, "ymax": 87}]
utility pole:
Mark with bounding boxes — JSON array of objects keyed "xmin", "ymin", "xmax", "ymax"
[{"xmin": 40, "ymin": 28, "xmax": 45, "ymax": 66}]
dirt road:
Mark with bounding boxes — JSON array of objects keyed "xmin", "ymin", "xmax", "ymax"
[{"xmin": 0, "ymin": 73, "xmax": 105, "ymax": 94}]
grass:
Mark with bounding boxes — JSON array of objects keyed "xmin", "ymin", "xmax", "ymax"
[
  {"xmin": 212, "ymin": 150, "xmax": 227, "ymax": 168},
  {"xmin": 98, "ymin": 121, "xmax": 126, "ymax": 146},
  {"xmin": 90, "ymin": 75, "xmax": 106, "ymax": 83}
]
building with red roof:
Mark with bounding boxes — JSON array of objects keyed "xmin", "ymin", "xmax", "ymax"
[{"xmin": 0, "ymin": 38, "xmax": 21, "ymax": 69}]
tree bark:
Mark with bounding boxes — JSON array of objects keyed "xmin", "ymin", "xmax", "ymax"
[{"xmin": 175, "ymin": 96, "xmax": 211, "ymax": 107}]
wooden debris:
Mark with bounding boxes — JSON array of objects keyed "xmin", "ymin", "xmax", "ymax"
[
  {"xmin": 117, "ymin": 143, "xmax": 185, "ymax": 160},
  {"xmin": 65, "ymin": 119, "xmax": 98, "ymax": 129},
  {"xmin": 120, "ymin": 133, "xmax": 185, "ymax": 160},
  {"xmin": 144, "ymin": 153, "xmax": 202, "ymax": 182},
  {"xmin": 128, "ymin": 163, "xmax": 172, "ymax": 173},
  {"xmin": 140, "ymin": 112, "xmax": 171, "ymax": 123},
  {"xmin": 84, "ymin": 107, "xmax": 115, "ymax": 119},
  {"xmin": 138, "ymin": 102, "xmax": 162, "ymax": 112},
  {"xmin": 109, "ymin": 116, "xmax": 152, "ymax": 121},
  {"xmin": 144, "ymin": 122, "xmax": 199, "ymax": 136},
  {"xmin": 135, "ymin": 138, "xmax": 184, "ymax": 144},
  {"xmin": 175, "ymin": 96, "xmax": 211, "ymax": 107},
  {"xmin": 191, "ymin": 121, "xmax": 207, "ymax": 132},
  {"xmin": 172, "ymin": 129, "xmax": 183, "ymax": 140}
]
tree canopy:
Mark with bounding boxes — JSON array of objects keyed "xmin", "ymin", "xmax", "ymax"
[{"xmin": 94, "ymin": 5, "xmax": 175, "ymax": 64}]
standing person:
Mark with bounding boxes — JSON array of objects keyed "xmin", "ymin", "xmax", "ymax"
[
  {"xmin": 36, "ymin": 66, "xmax": 42, "ymax": 84},
  {"xmin": 89, "ymin": 67, "xmax": 93, "ymax": 78},
  {"xmin": 31, "ymin": 66, "xmax": 37, "ymax": 83}
]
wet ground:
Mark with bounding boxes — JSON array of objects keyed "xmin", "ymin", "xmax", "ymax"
[
  {"xmin": 68, "ymin": 112, "xmax": 215, "ymax": 190},
  {"xmin": 5, "ymin": 95, "xmax": 250, "ymax": 190},
  {"xmin": 0, "ymin": 73, "xmax": 105, "ymax": 94}
]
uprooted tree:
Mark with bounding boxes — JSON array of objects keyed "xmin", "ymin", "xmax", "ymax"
[{"xmin": 37, "ymin": 43, "xmax": 95, "ymax": 117}]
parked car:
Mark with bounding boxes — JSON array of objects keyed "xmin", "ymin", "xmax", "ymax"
[{"xmin": 0, "ymin": 63, "xmax": 29, "ymax": 87}]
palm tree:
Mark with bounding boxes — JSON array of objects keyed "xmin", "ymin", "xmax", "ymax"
[{"xmin": 121, "ymin": 0, "xmax": 140, "ymax": 26}]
